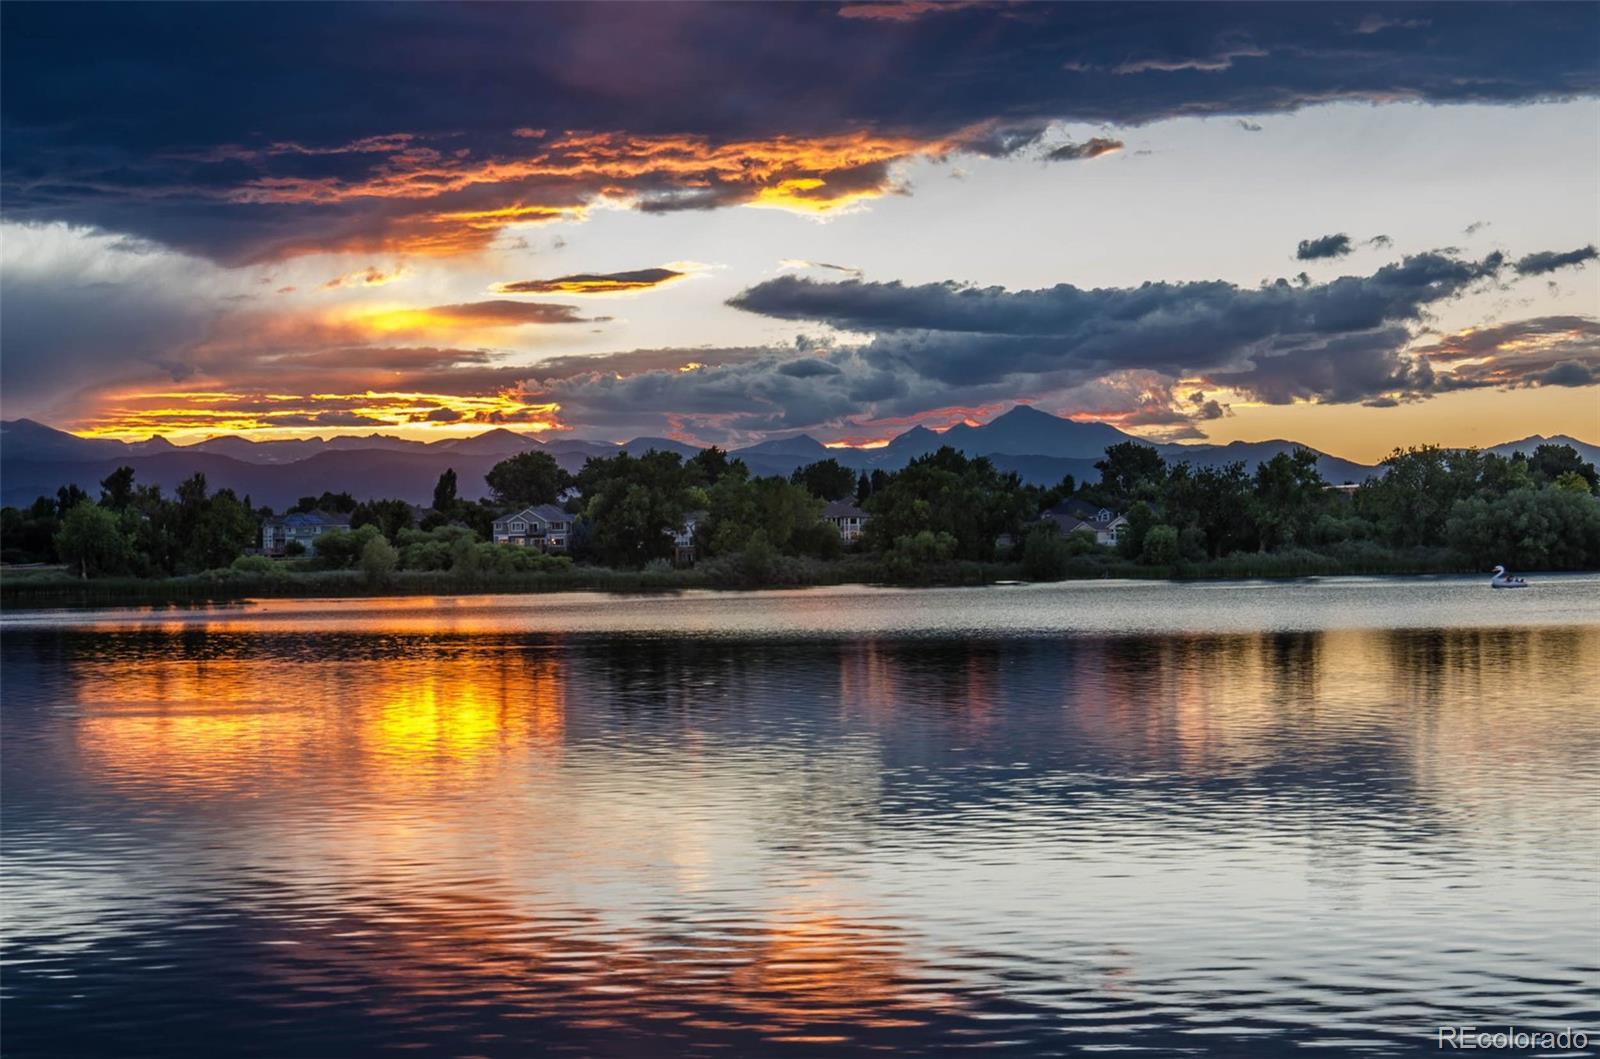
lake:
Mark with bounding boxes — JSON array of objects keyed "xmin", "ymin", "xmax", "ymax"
[{"xmin": 3, "ymin": 576, "xmax": 1598, "ymax": 1057}]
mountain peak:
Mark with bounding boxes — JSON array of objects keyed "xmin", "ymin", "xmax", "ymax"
[
  {"xmin": 989, "ymin": 403, "xmax": 1053, "ymax": 422},
  {"xmin": 734, "ymin": 433, "xmax": 830, "ymax": 458}
]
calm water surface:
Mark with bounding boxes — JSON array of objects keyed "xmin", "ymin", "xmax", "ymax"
[{"xmin": 4, "ymin": 576, "xmax": 1598, "ymax": 1057}]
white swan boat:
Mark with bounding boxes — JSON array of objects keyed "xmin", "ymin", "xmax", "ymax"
[{"xmin": 1490, "ymin": 565, "xmax": 1529, "ymax": 589}]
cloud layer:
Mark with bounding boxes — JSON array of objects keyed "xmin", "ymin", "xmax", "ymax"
[
  {"xmin": 494, "ymin": 268, "xmax": 685, "ymax": 295},
  {"xmin": 4, "ymin": 3, "xmax": 1596, "ymax": 262}
]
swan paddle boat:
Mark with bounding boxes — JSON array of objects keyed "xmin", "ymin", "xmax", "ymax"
[{"xmin": 1490, "ymin": 565, "xmax": 1529, "ymax": 589}]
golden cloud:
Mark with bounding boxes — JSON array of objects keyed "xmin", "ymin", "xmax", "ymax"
[
  {"xmin": 493, "ymin": 267, "xmax": 685, "ymax": 295},
  {"xmin": 75, "ymin": 390, "xmax": 563, "ymax": 441},
  {"xmin": 214, "ymin": 127, "xmax": 989, "ymax": 258}
]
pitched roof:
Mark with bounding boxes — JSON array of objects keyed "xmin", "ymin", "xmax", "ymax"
[
  {"xmin": 496, "ymin": 503, "xmax": 571, "ymax": 526},
  {"xmin": 526, "ymin": 503, "xmax": 571, "ymax": 523},
  {"xmin": 1042, "ymin": 511, "xmax": 1093, "ymax": 534},
  {"xmin": 1049, "ymin": 498, "xmax": 1119, "ymax": 521},
  {"xmin": 822, "ymin": 499, "xmax": 867, "ymax": 519},
  {"xmin": 277, "ymin": 509, "xmax": 350, "ymax": 527}
]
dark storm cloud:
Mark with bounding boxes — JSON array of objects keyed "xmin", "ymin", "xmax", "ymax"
[
  {"xmin": 724, "ymin": 247, "xmax": 1597, "ymax": 410},
  {"xmin": 2, "ymin": 2, "xmax": 1595, "ymax": 262},
  {"xmin": 1512, "ymin": 244, "xmax": 1598, "ymax": 276},
  {"xmin": 1045, "ymin": 137, "xmax": 1124, "ymax": 162},
  {"xmin": 777, "ymin": 358, "xmax": 845, "ymax": 378},
  {"xmin": 728, "ymin": 252, "xmax": 1505, "ymax": 343},
  {"xmin": 1538, "ymin": 361, "xmax": 1596, "ymax": 387},
  {"xmin": 1296, "ymin": 233, "xmax": 1353, "ymax": 260}
]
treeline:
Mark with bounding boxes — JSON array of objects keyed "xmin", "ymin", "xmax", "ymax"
[
  {"xmin": 3, "ymin": 439, "xmax": 1597, "ymax": 586},
  {"xmin": 1018, "ymin": 440, "xmax": 1600, "ymax": 577},
  {"xmin": 2, "ymin": 470, "xmax": 258, "ymax": 578}
]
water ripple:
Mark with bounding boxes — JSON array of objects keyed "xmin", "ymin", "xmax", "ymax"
[{"xmin": 3, "ymin": 580, "xmax": 1598, "ymax": 1056}]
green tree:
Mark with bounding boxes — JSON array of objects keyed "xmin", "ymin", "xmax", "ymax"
[
  {"xmin": 575, "ymin": 451, "xmax": 693, "ymax": 566},
  {"xmin": 56, "ymin": 483, "xmax": 90, "ymax": 516},
  {"xmin": 195, "ymin": 488, "xmax": 258, "ymax": 570},
  {"xmin": 1034, "ymin": 474, "xmax": 1078, "ymax": 512},
  {"xmin": 1356, "ymin": 446, "xmax": 1476, "ymax": 548},
  {"xmin": 450, "ymin": 534, "xmax": 483, "ymax": 579},
  {"xmin": 0, "ymin": 497, "xmax": 64, "ymax": 563},
  {"xmin": 395, "ymin": 525, "xmax": 477, "ymax": 570},
  {"xmin": 360, "ymin": 535, "xmax": 399, "ymax": 585},
  {"xmin": 882, "ymin": 530, "xmax": 958, "ymax": 582},
  {"xmin": 351, "ymin": 498, "xmax": 415, "ymax": 540},
  {"xmin": 433, "ymin": 468, "xmax": 459, "ymax": 512},
  {"xmin": 291, "ymin": 491, "xmax": 358, "ymax": 514},
  {"xmin": 688, "ymin": 446, "xmax": 746, "ymax": 485},
  {"xmin": 1164, "ymin": 462, "xmax": 1254, "ymax": 557},
  {"xmin": 790, "ymin": 458, "xmax": 857, "ymax": 501},
  {"xmin": 863, "ymin": 447, "xmax": 1031, "ymax": 561},
  {"xmin": 700, "ymin": 475, "xmax": 825, "ymax": 557},
  {"xmin": 163, "ymin": 474, "xmax": 256, "ymax": 572},
  {"xmin": 55, "ymin": 502, "xmax": 132, "ymax": 578},
  {"xmin": 1527, "ymin": 443, "xmax": 1597, "ymax": 489},
  {"xmin": 1250, "ymin": 448, "xmax": 1326, "ymax": 551},
  {"xmin": 1140, "ymin": 524, "xmax": 1180, "ymax": 565},
  {"xmin": 485, "ymin": 451, "xmax": 570, "ymax": 507},
  {"xmin": 1446, "ymin": 486, "xmax": 1600, "ymax": 570},
  {"xmin": 99, "ymin": 466, "xmax": 137, "ymax": 509},
  {"xmin": 230, "ymin": 554, "xmax": 276, "ymax": 575},
  {"xmin": 1094, "ymin": 442, "xmax": 1166, "ymax": 502},
  {"xmin": 310, "ymin": 525, "xmax": 383, "ymax": 569},
  {"xmin": 1117, "ymin": 501, "xmax": 1157, "ymax": 559},
  {"xmin": 1554, "ymin": 470, "xmax": 1593, "ymax": 494},
  {"xmin": 1021, "ymin": 523, "xmax": 1072, "ymax": 581},
  {"xmin": 1477, "ymin": 452, "xmax": 1534, "ymax": 496}
]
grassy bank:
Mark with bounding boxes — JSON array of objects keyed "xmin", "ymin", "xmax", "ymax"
[{"xmin": 0, "ymin": 546, "xmax": 1501, "ymax": 611}]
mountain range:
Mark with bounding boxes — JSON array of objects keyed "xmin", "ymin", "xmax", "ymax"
[{"xmin": 2, "ymin": 406, "xmax": 1594, "ymax": 509}]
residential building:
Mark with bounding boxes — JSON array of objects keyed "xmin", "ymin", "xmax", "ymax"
[
  {"xmin": 673, "ymin": 510, "xmax": 707, "ymax": 565},
  {"xmin": 261, "ymin": 510, "xmax": 352, "ymax": 557},
  {"xmin": 822, "ymin": 499, "xmax": 870, "ymax": 543},
  {"xmin": 491, "ymin": 504, "xmax": 574, "ymax": 552},
  {"xmin": 1042, "ymin": 499, "xmax": 1128, "ymax": 546}
]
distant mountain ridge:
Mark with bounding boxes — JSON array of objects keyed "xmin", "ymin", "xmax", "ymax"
[
  {"xmin": 1487, "ymin": 434, "xmax": 1600, "ymax": 467},
  {"xmin": 4, "ymin": 409, "xmax": 1593, "ymax": 508}
]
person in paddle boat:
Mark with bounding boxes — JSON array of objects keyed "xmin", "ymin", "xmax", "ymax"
[{"xmin": 1490, "ymin": 565, "xmax": 1529, "ymax": 589}]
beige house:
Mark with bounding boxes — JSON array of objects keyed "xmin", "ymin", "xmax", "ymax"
[
  {"xmin": 491, "ymin": 504, "xmax": 573, "ymax": 552},
  {"xmin": 1043, "ymin": 499, "xmax": 1128, "ymax": 546}
]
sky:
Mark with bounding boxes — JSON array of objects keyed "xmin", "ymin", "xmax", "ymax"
[{"xmin": 1, "ymin": 1, "xmax": 1597, "ymax": 462}]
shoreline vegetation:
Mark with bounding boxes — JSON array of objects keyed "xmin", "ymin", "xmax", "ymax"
[
  {"xmin": 0, "ymin": 549, "xmax": 1548, "ymax": 611},
  {"xmin": 4, "ymin": 439, "xmax": 1598, "ymax": 611}
]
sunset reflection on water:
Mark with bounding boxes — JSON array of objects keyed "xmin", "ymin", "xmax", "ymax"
[{"xmin": 4, "ymin": 578, "xmax": 1598, "ymax": 1057}]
